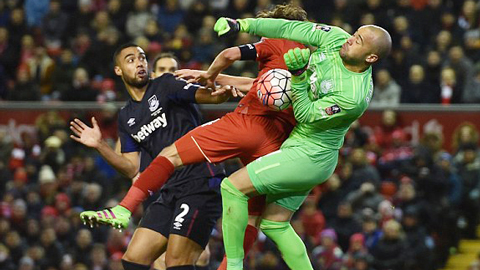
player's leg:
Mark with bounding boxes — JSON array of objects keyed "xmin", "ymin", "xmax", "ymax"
[
  {"xmin": 153, "ymin": 253, "xmax": 166, "ymax": 270},
  {"xmin": 164, "ymin": 189, "xmax": 222, "ymax": 269},
  {"xmin": 195, "ymin": 244, "xmax": 211, "ymax": 270},
  {"xmin": 153, "ymin": 244, "xmax": 211, "ymax": 270},
  {"xmin": 122, "ymin": 200, "xmax": 173, "ymax": 270},
  {"xmin": 164, "ymin": 234, "xmax": 204, "ymax": 269},
  {"xmin": 122, "ymin": 228, "xmax": 168, "ymax": 270},
  {"xmin": 221, "ymin": 146, "xmax": 337, "ymax": 269},
  {"xmin": 259, "ymin": 197, "xmax": 313, "ymax": 270}
]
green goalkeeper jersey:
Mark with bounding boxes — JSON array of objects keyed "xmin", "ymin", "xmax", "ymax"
[{"xmin": 245, "ymin": 18, "xmax": 374, "ymax": 150}]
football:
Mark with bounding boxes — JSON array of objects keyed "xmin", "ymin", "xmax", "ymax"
[{"xmin": 256, "ymin": 68, "xmax": 293, "ymax": 111}]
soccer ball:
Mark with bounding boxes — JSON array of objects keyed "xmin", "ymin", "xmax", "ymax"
[{"xmin": 257, "ymin": 69, "xmax": 292, "ymax": 111}]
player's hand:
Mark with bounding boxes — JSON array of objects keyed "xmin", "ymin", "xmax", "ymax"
[
  {"xmin": 195, "ymin": 72, "xmax": 216, "ymax": 91},
  {"xmin": 212, "ymin": 85, "xmax": 244, "ymax": 98},
  {"xmin": 70, "ymin": 117, "xmax": 102, "ymax": 148},
  {"xmin": 174, "ymin": 69, "xmax": 204, "ymax": 83},
  {"xmin": 214, "ymin": 17, "xmax": 250, "ymax": 37},
  {"xmin": 284, "ymin": 48, "xmax": 310, "ymax": 76}
]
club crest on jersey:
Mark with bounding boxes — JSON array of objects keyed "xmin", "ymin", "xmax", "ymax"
[
  {"xmin": 148, "ymin": 95, "xmax": 159, "ymax": 112},
  {"xmin": 314, "ymin": 25, "xmax": 331, "ymax": 32},
  {"xmin": 325, "ymin": 104, "xmax": 341, "ymax": 115},
  {"xmin": 320, "ymin": 79, "xmax": 334, "ymax": 94},
  {"xmin": 127, "ymin": 118, "xmax": 136, "ymax": 127}
]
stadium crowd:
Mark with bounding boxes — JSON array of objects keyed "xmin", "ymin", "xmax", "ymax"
[{"xmin": 1, "ymin": 0, "xmax": 480, "ymax": 270}]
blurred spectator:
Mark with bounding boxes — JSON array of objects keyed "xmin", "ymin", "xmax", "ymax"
[
  {"xmin": 8, "ymin": 64, "xmax": 41, "ymax": 101},
  {"xmin": 61, "ymin": 67, "xmax": 97, "ymax": 101},
  {"xmin": 451, "ymin": 122, "xmax": 480, "ymax": 154},
  {"xmin": 8, "ymin": 8, "xmax": 29, "ymax": 48},
  {"xmin": 300, "ymin": 197, "xmax": 325, "ymax": 246},
  {"xmin": 312, "ymin": 228, "xmax": 343, "ymax": 270},
  {"xmin": 0, "ymin": 243, "xmax": 15, "ymax": 270},
  {"xmin": 126, "ymin": 0, "xmax": 154, "ymax": 39},
  {"xmin": 318, "ymin": 174, "xmax": 346, "ymax": 221},
  {"xmin": 443, "ymin": 46, "xmax": 474, "ymax": 99},
  {"xmin": 372, "ymin": 110, "xmax": 405, "ymax": 151},
  {"xmin": 42, "ymin": 0, "xmax": 69, "ymax": 50},
  {"xmin": 440, "ymin": 67, "xmax": 458, "ymax": 105},
  {"xmin": 71, "ymin": 229, "xmax": 93, "ymax": 265},
  {"xmin": 107, "ymin": 0, "xmax": 127, "ymax": 34},
  {"xmin": 67, "ymin": 0, "xmax": 94, "ymax": 39},
  {"xmin": 425, "ymin": 50, "xmax": 442, "ymax": 86},
  {"xmin": 5, "ymin": 230, "xmax": 26, "ymax": 263},
  {"xmin": 346, "ymin": 182, "xmax": 384, "ymax": 216},
  {"xmin": 360, "ymin": 211, "xmax": 382, "ymax": 251},
  {"xmin": 463, "ymin": 64, "xmax": 480, "ymax": 103},
  {"xmin": 51, "ymin": 48, "xmax": 77, "ymax": 99},
  {"xmin": 0, "ymin": 27, "xmax": 19, "ymax": 81},
  {"xmin": 371, "ymin": 69, "xmax": 401, "ymax": 106},
  {"xmin": 27, "ymin": 46, "xmax": 55, "ymax": 98},
  {"xmin": 329, "ymin": 201, "xmax": 362, "ymax": 252},
  {"xmin": 371, "ymin": 219, "xmax": 408, "ymax": 270},
  {"xmin": 184, "ymin": 0, "xmax": 211, "ymax": 35},
  {"xmin": 18, "ymin": 256, "xmax": 34, "ymax": 270},
  {"xmin": 402, "ymin": 206, "xmax": 435, "ymax": 270},
  {"xmin": 347, "ymin": 148, "xmax": 381, "ymax": 190},
  {"xmin": 24, "ymin": 0, "xmax": 50, "ymax": 28},
  {"xmin": 90, "ymin": 243, "xmax": 108, "ymax": 270},
  {"xmin": 157, "ymin": 0, "xmax": 185, "ymax": 35},
  {"xmin": 401, "ymin": 64, "xmax": 440, "ymax": 103},
  {"xmin": 342, "ymin": 233, "xmax": 368, "ymax": 268},
  {"xmin": 455, "ymin": 142, "xmax": 480, "ymax": 239},
  {"xmin": 40, "ymin": 227, "xmax": 63, "ymax": 268}
]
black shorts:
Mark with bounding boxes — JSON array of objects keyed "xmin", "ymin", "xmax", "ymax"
[{"xmin": 138, "ymin": 179, "xmax": 222, "ymax": 248}]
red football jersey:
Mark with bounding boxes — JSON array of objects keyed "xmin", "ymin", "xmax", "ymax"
[{"xmin": 234, "ymin": 38, "xmax": 306, "ymax": 127}]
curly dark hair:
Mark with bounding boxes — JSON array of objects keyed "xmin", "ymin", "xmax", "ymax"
[{"xmin": 256, "ymin": 2, "xmax": 307, "ymax": 21}]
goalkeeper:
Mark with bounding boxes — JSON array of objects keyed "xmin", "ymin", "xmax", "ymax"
[{"xmin": 214, "ymin": 19, "xmax": 392, "ymax": 269}]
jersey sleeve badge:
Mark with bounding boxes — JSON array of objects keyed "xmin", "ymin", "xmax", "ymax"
[{"xmin": 325, "ymin": 104, "xmax": 341, "ymax": 115}]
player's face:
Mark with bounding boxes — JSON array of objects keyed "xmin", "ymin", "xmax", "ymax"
[
  {"xmin": 151, "ymin": 58, "xmax": 178, "ymax": 78},
  {"xmin": 339, "ymin": 27, "xmax": 376, "ymax": 65},
  {"xmin": 115, "ymin": 46, "xmax": 149, "ymax": 88}
]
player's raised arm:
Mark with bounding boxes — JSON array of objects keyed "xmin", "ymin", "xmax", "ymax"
[
  {"xmin": 215, "ymin": 17, "xmax": 349, "ymax": 47},
  {"xmin": 70, "ymin": 117, "xmax": 140, "ymax": 178}
]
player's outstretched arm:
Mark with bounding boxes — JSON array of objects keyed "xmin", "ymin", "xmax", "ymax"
[
  {"xmin": 70, "ymin": 117, "xmax": 140, "ymax": 178},
  {"xmin": 195, "ymin": 84, "xmax": 243, "ymax": 104},
  {"xmin": 175, "ymin": 69, "xmax": 254, "ymax": 93},
  {"xmin": 215, "ymin": 17, "xmax": 330, "ymax": 47}
]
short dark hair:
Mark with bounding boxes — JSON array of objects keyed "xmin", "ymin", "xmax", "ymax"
[
  {"xmin": 152, "ymin": 52, "xmax": 179, "ymax": 70},
  {"xmin": 113, "ymin": 43, "xmax": 140, "ymax": 65}
]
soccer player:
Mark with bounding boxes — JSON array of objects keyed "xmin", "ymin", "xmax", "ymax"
[
  {"xmin": 71, "ymin": 44, "xmax": 242, "ymax": 270},
  {"xmin": 213, "ymin": 18, "xmax": 392, "ymax": 269},
  {"xmin": 79, "ymin": 3, "xmax": 308, "ymax": 269}
]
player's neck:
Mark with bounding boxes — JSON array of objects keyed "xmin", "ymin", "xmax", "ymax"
[
  {"xmin": 126, "ymin": 84, "xmax": 149, "ymax": 102},
  {"xmin": 342, "ymin": 60, "xmax": 369, "ymax": 73}
]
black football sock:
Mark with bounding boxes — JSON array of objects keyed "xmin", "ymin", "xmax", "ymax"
[
  {"xmin": 121, "ymin": 259, "xmax": 150, "ymax": 270},
  {"xmin": 166, "ymin": 266, "xmax": 196, "ymax": 270}
]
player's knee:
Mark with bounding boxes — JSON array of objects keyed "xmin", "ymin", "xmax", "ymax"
[
  {"xmin": 123, "ymin": 249, "xmax": 154, "ymax": 266},
  {"xmin": 159, "ymin": 144, "xmax": 182, "ymax": 167},
  {"xmin": 195, "ymin": 248, "xmax": 210, "ymax": 266},
  {"xmin": 164, "ymin": 251, "xmax": 197, "ymax": 267}
]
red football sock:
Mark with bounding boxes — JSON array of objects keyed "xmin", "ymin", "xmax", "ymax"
[
  {"xmin": 119, "ymin": 156, "xmax": 174, "ymax": 212},
  {"xmin": 217, "ymin": 224, "xmax": 259, "ymax": 270}
]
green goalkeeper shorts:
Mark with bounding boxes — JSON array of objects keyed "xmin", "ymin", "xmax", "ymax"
[{"xmin": 246, "ymin": 145, "xmax": 338, "ymax": 211}]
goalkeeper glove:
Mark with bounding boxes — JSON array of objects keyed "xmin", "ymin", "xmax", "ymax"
[
  {"xmin": 214, "ymin": 17, "xmax": 250, "ymax": 37},
  {"xmin": 284, "ymin": 48, "xmax": 310, "ymax": 76}
]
